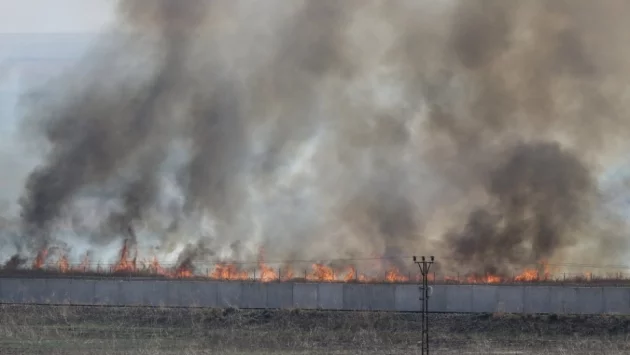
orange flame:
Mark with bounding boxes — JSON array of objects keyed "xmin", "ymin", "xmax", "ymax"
[
  {"xmin": 465, "ymin": 274, "xmax": 502, "ymax": 284},
  {"xmin": 515, "ymin": 261, "xmax": 551, "ymax": 282},
  {"xmin": 306, "ymin": 263, "xmax": 335, "ymax": 282},
  {"xmin": 344, "ymin": 266, "xmax": 357, "ymax": 282},
  {"xmin": 114, "ymin": 240, "xmax": 137, "ymax": 273},
  {"xmin": 343, "ymin": 266, "xmax": 370, "ymax": 282},
  {"xmin": 57, "ymin": 255, "xmax": 69, "ymax": 273},
  {"xmin": 174, "ymin": 265, "xmax": 193, "ymax": 278},
  {"xmin": 20, "ymin": 246, "xmax": 618, "ymax": 286},
  {"xmin": 33, "ymin": 250, "xmax": 48, "ymax": 269},
  {"xmin": 209, "ymin": 263, "xmax": 249, "ymax": 280},
  {"xmin": 385, "ymin": 267, "xmax": 410, "ymax": 283},
  {"xmin": 149, "ymin": 256, "xmax": 167, "ymax": 275},
  {"xmin": 515, "ymin": 269, "xmax": 538, "ymax": 281},
  {"xmin": 281, "ymin": 266, "xmax": 295, "ymax": 281},
  {"xmin": 258, "ymin": 254, "xmax": 278, "ymax": 282}
]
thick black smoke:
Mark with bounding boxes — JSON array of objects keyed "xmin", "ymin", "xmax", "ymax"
[{"xmin": 447, "ymin": 142, "xmax": 594, "ymax": 275}]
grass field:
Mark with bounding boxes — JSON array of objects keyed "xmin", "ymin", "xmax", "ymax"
[{"xmin": 0, "ymin": 305, "xmax": 628, "ymax": 354}]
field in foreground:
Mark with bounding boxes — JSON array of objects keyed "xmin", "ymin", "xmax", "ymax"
[{"xmin": 0, "ymin": 305, "xmax": 628, "ymax": 355}]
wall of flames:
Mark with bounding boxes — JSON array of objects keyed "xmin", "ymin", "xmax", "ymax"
[{"xmin": 10, "ymin": 243, "xmax": 617, "ymax": 284}]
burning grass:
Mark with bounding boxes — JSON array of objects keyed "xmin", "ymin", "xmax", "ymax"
[
  {"xmin": 1, "ymin": 268, "xmax": 630, "ymax": 287},
  {"xmin": 0, "ymin": 305, "xmax": 627, "ymax": 354},
  {"xmin": 5, "ymin": 246, "xmax": 630, "ymax": 285},
  {"xmin": 5, "ymin": 239, "xmax": 629, "ymax": 285}
]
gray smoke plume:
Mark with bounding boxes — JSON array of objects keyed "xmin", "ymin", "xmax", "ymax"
[
  {"xmin": 446, "ymin": 142, "xmax": 595, "ymax": 275},
  {"xmin": 9, "ymin": 0, "xmax": 630, "ymax": 275},
  {"xmin": 19, "ymin": 0, "xmax": 209, "ymax": 248},
  {"xmin": 422, "ymin": 0, "xmax": 630, "ymax": 273}
]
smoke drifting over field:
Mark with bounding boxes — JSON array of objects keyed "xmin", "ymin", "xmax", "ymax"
[{"xmin": 6, "ymin": 0, "xmax": 630, "ymax": 275}]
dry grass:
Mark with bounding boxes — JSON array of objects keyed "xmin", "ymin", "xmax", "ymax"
[{"xmin": 0, "ymin": 305, "xmax": 627, "ymax": 354}]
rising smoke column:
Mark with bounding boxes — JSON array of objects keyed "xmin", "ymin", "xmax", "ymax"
[
  {"xmin": 422, "ymin": 0, "xmax": 630, "ymax": 274},
  {"xmin": 446, "ymin": 142, "xmax": 595, "ymax": 275},
  {"xmin": 10, "ymin": 0, "xmax": 630, "ymax": 274},
  {"xmin": 19, "ymin": 0, "xmax": 211, "ymax": 252}
]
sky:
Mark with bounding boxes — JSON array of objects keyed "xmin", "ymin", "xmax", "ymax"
[{"xmin": 0, "ymin": 0, "xmax": 115, "ymax": 33}]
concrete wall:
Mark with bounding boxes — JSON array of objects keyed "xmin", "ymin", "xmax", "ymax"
[{"xmin": 0, "ymin": 278, "xmax": 628, "ymax": 315}]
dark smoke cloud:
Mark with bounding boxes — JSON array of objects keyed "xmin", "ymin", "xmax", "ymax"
[
  {"xmin": 419, "ymin": 0, "xmax": 630, "ymax": 273},
  {"xmin": 182, "ymin": 85, "xmax": 245, "ymax": 219},
  {"xmin": 175, "ymin": 240, "xmax": 215, "ymax": 273},
  {"xmin": 19, "ymin": 0, "xmax": 209, "ymax": 248},
  {"xmin": 447, "ymin": 142, "xmax": 595, "ymax": 275},
  {"xmin": 7, "ymin": 0, "xmax": 630, "ymax": 274}
]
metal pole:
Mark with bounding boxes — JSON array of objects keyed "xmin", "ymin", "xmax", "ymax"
[{"xmin": 413, "ymin": 255, "xmax": 434, "ymax": 355}]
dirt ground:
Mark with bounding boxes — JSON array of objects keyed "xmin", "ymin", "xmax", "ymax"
[{"xmin": 0, "ymin": 305, "xmax": 627, "ymax": 354}]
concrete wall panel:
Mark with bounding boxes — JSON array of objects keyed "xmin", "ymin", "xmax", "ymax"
[
  {"xmin": 343, "ymin": 284, "xmax": 369, "ymax": 311},
  {"xmin": 577, "ymin": 287, "xmax": 604, "ymax": 314},
  {"xmin": 472, "ymin": 285, "xmax": 498, "ymax": 313},
  {"xmin": 293, "ymin": 283, "xmax": 317, "ymax": 309},
  {"xmin": 217, "ymin": 282, "xmax": 242, "ymax": 308},
  {"xmin": 165, "ymin": 280, "xmax": 182, "ymax": 306},
  {"xmin": 66, "ymin": 279, "xmax": 96, "ymax": 305},
  {"xmin": 145, "ymin": 281, "xmax": 169, "ymax": 307},
  {"xmin": 549, "ymin": 287, "xmax": 578, "ymax": 314},
  {"xmin": 394, "ymin": 284, "xmax": 421, "ymax": 312},
  {"xmin": 496, "ymin": 286, "xmax": 523, "ymax": 313},
  {"xmin": 369, "ymin": 284, "xmax": 396, "ymax": 311},
  {"xmin": 3, "ymin": 279, "xmax": 51, "ymax": 304},
  {"xmin": 169, "ymin": 281, "xmax": 203, "ymax": 307},
  {"xmin": 94, "ymin": 280, "xmax": 120, "ymax": 305},
  {"xmin": 524, "ymin": 286, "xmax": 551, "ymax": 314},
  {"xmin": 267, "ymin": 283, "xmax": 293, "ymax": 309},
  {"xmin": 428, "ymin": 285, "xmax": 448, "ymax": 312},
  {"xmin": 26, "ymin": 279, "xmax": 54, "ymax": 303},
  {"xmin": 195, "ymin": 282, "xmax": 218, "ymax": 308},
  {"xmin": 446, "ymin": 285, "xmax": 473, "ymax": 313},
  {"xmin": 44, "ymin": 279, "xmax": 73, "ymax": 304},
  {"xmin": 118, "ymin": 280, "xmax": 146, "ymax": 306},
  {"xmin": 1, "ymin": 278, "xmax": 628, "ymax": 315},
  {"xmin": 0, "ymin": 278, "xmax": 26, "ymax": 303},
  {"xmin": 242, "ymin": 283, "xmax": 267, "ymax": 308},
  {"xmin": 172, "ymin": 281, "xmax": 213, "ymax": 307},
  {"xmin": 603, "ymin": 288, "xmax": 630, "ymax": 314},
  {"xmin": 317, "ymin": 283, "xmax": 343, "ymax": 310},
  {"xmin": 3, "ymin": 279, "xmax": 24, "ymax": 303}
]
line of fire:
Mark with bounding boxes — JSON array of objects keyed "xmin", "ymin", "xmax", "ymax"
[{"xmin": 2, "ymin": 238, "xmax": 628, "ymax": 285}]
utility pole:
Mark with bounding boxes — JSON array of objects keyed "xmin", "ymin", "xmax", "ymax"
[{"xmin": 413, "ymin": 255, "xmax": 434, "ymax": 355}]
